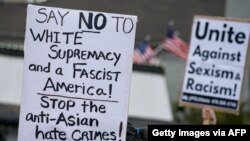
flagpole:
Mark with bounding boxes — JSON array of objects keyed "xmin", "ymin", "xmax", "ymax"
[
  {"xmin": 141, "ymin": 42, "xmax": 164, "ymax": 64},
  {"xmin": 153, "ymin": 42, "xmax": 164, "ymax": 56},
  {"xmin": 143, "ymin": 19, "xmax": 175, "ymax": 63}
]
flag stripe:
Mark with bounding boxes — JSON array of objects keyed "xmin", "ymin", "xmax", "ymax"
[
  {"xmin": 163, "ymin": 34, "xmax": 189, "ymax": 60},
  {"xmin": 133, "ymin": 43, "xmax": 154, "ymax": 64}
]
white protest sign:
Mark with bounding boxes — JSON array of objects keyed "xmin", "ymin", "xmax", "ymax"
[
  {"xmin": 179, "ymin": 16, "xmax": 250, "ymax": 114},
  {"xmin": 18, "ymin": 4, "xmax": 137, "ymax": 141}
]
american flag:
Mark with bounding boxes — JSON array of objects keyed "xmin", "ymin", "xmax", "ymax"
[
  {"xmin": 163, "ymin": 30, "xmax": 189, "ymax": 60},
  {"xmin": 133, "ymin": 41, "xmax": 154, "ymax": 64}
]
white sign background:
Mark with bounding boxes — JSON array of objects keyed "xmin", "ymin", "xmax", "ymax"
[
  {"xmin": 180, "ymin": 16, "xmax": 250, "ymax": 114},
  {"xmin": 18, "ymin": 5, "xmax": 137, "ymax": 141}
]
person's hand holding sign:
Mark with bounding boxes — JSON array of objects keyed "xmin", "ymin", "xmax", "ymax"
[{"xmin": 202, "ymin": 107, "xmax": 217, "ymax": 125}]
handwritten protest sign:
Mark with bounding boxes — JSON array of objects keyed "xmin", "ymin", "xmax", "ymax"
[
  {"xmin": 179, "ymin": 16, "xmax": 250, "ymax": 114},
  {"xmin": 18, "ymin": 5, "xmax": 137, "ymax": 141}
]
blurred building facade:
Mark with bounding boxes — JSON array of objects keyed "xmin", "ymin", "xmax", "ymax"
[{"xmin": 0, "ymin": 0, "xmax": 225, "ymax": 44}]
